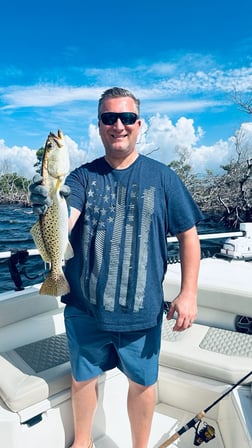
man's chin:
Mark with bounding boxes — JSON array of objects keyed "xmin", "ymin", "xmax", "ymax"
[{"xmin": 110, "ymin": 145, "xmax": 128, "ymax": 153}]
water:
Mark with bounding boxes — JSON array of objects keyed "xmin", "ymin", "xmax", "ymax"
[
  {"xmin": 0, "ymin": 204, "xmax": 45, "ymax": 292},
  {"xmin": 0, "ymin": 204, "xmax": 231, "ymax": 294}
]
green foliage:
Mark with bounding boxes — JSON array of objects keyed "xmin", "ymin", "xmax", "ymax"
[
  {"xmin": 0, "ymin": 144, "xmax": 45, "ymax": 203},
  {"xmin": 168, "ymin": 159, "xmax": 192, "ymax": 181},
  {"xmin": 168, "ymin": 149, "xmax": 197, "ymax": 188},
  {"xmin": 170, "ymin": 151, "xmax": 252, "ymax": 226},
  {"xmin": 0, "ymin": 173, "xmax": 30, "ymax": 204},
  {"xmin": 0, "ymin": 173, "xmax": 29, "ymax": 194},
  {"xmin": 33, "ymin": 146, "xmax": 44, "ymax": 173}
]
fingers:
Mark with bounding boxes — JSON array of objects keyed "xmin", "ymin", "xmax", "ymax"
[
  {"xmin": 166, "ymin": 302, "xmax": 175, "ymax": 321},
  {"xmin": 172, "ymin": 317, "xmax": 194, "ymax": 332},
  {"xmin": 30, "ymin": 195, "xmax": 53, "ymax": 215},
  {"xmin": 29, "ymin": 183, "xmax": 48, "ymax": 196},
  {"xmin": 32, "ymin": 204, "xmax": 49, "ymax": 215},
  {"xmin": 29, "ymin": 189, "xmax": 52, "ymax": 206},
  {"xmin": 29, "ymin": 174, "xmax": 70, "ymax": 216},
  {"xmin": 59, "ymin": 184, "xmax": 71, "ymax": 198},
  {"xmin": 32, "ymin": 174, "xmax": 43, "ymax": 185},
  {"xmin": 29, "ymin": 175, "xmax": 52, "ymax": 215},
  {"xmin": 166, "ymin": 300, "xmax": 196, "ymax": 332}
]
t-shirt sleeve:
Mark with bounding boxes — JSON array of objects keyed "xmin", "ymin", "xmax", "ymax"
[
  {"xmin": 165, "ymin": 169, "xmax": 204, "ymax": 236},
  {"xmin": 65, "ymin": 166, "xmax": 86, "ymax": 212}
]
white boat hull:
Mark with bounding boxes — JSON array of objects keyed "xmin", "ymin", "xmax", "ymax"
[{"xmin": 0, "ymin": 257, "xmax": 251, "ymax": 447}]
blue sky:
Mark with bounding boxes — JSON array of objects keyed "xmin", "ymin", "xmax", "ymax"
[{"xmin": 1, "ymin": 0, "xmax": 252, "ymax": 178}]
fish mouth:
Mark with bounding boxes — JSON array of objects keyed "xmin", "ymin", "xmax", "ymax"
[
  {"xmin": 47, "ymin": 130, "xmax": 64, "ymax": 148},
  {"xmin": 42, "ymin": 129, "xmax": 68, "ymax": 181}
]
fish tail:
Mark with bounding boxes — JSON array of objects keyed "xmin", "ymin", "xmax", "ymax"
[{"xmin": 39, "ymin": 271, "xmax": 70, "ymax": 297}]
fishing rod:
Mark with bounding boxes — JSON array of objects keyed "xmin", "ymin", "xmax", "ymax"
[{"xmin": 159, "ymin": 370, "xmax": 252, "ymax": 447}]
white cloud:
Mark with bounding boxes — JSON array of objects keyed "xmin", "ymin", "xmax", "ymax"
[
  {"xmin": 65, "ymin": 124, "xmax": 104, "ymax": 170},
  {"xmin": 190, "ymin": 140, "xmax": 231, "ymax": 174},
  {"xmin": 159, "ymin": 66, "xmax": 252, "ymax": 94},
  {"xmin": 64, "ymin": 135, "xmax": 88, "ymax": 170},
  {"xmin": 0, "ymin": 126, "xmax": 104, "ymax": 180},
  {"xmin": 2, "ymin": 63, "xmax": 252, "ymax": 112},
  {"xmin": 138, "ymin": 116, "xmax": 252, "ymax": 174},
  {"xmin": 239, "ymin": 121, "xmax": 252, "ymax": 140},
  {"xmin": 0, "ymin": 140, "xmax": 37, "ymax": 179},
  {"xmin": 1, "ymin": 85, "xmax": 104, "ymax": 109},
  {"xmin": 143, "ymin": 100, "xmax": 223, "ymax": 115},
  {"xmin": 138, "ymin": 115, "xmax": 204, "ymax": 165}
]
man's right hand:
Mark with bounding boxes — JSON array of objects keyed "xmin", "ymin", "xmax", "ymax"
[{"xmin": 29, "ymin": 174, "xmax": 52, "ymax": 215}]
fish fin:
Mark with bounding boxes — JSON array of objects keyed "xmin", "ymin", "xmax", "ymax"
[
  {"xmin": 39, "ymin": 271, "xmax": 70, "ymax": 297},
  {"xmin": 55, "ymin": 178, "xmax": 61, "ymax": 192},
  {"xmin": 30, "ymin": 221, "xmax": 51, "ymax": 263},
  {"xmin": 64, "ymin": 241, "xmax": 74, "ymax": 260}
]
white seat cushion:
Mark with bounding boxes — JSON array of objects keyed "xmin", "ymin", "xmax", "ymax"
[
  {"xmin": 0, "ymin": 334, "xmax": 71, "ymax": 412},
  {"xmin": 160, "ymin": 319, "xmax": 252, "ymax": 384}
]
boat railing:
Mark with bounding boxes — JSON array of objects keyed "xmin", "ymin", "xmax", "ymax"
[
  {"xmin": 0, "ymin": 230, "xmax": 245, "ymax": 260},
  {"xmin": 167, "ymin": 230, "xmax": 244, "ymax": 244},
  {"xmin": 0, "ymin": 248, "xmax": 39, "ymax": 260},
  {"xmin": 0, "ymin": 229, "xmax": 248, "ymax": 291}
]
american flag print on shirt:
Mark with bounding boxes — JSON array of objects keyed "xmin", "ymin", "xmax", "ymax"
[{"xmin": 80, "ymin": 176, "xmax": 155, "ymax": 313}]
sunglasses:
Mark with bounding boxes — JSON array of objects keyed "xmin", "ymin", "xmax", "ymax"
[{"xmin": 100, "ymin": 112, "xmax": 138, "ymax": 125}]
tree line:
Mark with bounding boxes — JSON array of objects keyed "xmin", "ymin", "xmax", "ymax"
[
  {"xmin": 0, "ymin": 146, "xmax": 44, "ymax": 206},
  {"xmin": 0, "ymin": 172, "xmax": 30, "ymax": 206}
]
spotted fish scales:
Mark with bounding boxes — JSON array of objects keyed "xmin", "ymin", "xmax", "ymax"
[{"xmin": 30, "ymin": 130, "xmax": 73, "ymax": 296}]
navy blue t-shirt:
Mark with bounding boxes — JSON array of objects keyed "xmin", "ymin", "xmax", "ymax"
[{"xmin": 62, "ymin": 155, "xmax": 203, "ymax": 331}]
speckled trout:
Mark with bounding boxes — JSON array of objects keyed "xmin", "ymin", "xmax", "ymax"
[{"xmin": 30, "ymin": 130, "xmax": 73, "ymax": 296}]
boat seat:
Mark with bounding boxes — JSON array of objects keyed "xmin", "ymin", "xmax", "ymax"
[
  {"xmin": 0, "ymin": 286, "xmax": 63, "ymax": 329},
  {"xmin": 0, "ymin": 333, "xmax": 71, "ymax": 414},
  {"xmin": 160, "ymin": 318, "xmax": 252, "ymax": 385},
  {"xmin": 1, "ymin": 317, "xmax": 251, "ymax": 416},
  {"xmin": 164, "ymin": 259, "xmax": 252, "ymax": 332}
]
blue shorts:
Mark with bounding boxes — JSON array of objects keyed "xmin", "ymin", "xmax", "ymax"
[{"xmin": 64, "ymin": 305, "xmax": 162, "ymax": 386}]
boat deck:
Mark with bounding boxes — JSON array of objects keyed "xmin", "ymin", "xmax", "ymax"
[
  {"xmin": 0, "ymin": 255, "xmax": 251, "ymax": 448},
  {"xmin": 95, "ymin": 403, "xmax": 223, "ymax": 447}
]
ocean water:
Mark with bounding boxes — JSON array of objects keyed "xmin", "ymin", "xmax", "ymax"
[
  {"xmin": 0, "ymin": 204, "xmax": 45, "ymax": 292},
  {"xmin": 0, "ymin": 204, "xmax": 229, "ymax": 294}
]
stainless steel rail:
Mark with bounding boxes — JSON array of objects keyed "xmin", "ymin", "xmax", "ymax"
[{"xmin": 0, "ymin": 231, "xmax": 244, "ymax": 260}]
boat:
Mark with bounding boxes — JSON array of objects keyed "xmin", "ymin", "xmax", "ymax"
[
  {"xmin": 0, "ymin": 223, "xmax": 251, "ymax": 447},
  {"xmin": 219, "ymin": 223, "xmax": 252, "ymax": 261}
]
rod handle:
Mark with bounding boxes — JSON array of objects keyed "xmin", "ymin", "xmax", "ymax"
[
  {"xmin": 159, "ymin": 432, "xmax": 179, "ymax": 447},
  {"xmin": 158, "ymin": 411, "xmax": 205, "ymax": 447}
]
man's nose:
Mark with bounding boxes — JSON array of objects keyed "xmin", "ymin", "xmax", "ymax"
[{"xmin": 113, "ymin": 117, "xmax": 124, "ymax": 128}]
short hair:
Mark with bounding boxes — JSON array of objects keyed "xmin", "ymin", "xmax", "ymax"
[{"xmin": 98, "ymin": 87, "xmax": 140, "ymax": 118}]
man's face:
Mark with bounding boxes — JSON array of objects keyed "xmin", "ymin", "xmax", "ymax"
[{"xmin": 98, "ymin": 96, "xmax": 141, "ymax": 161}]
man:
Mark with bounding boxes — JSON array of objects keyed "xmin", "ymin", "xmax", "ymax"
[{"xmin": 31, "ymin": 87, "xmax": 203, "ymax": 448}]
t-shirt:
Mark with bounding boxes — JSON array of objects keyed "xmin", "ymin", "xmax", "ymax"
[{"xmin": 62, "ymin": 155, "xmax": 203, "ymax": 331}]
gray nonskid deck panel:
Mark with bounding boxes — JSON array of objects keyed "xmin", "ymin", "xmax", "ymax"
[
  {"xmin": 162, "ymin": 319, "xmax": 252, "ymax": 357},
  {"xmin": 199, "ymin": 327, "xmax": 252, "ymax": 356},
  {"xmin": 15, "ymin": 333, "xmax": 69, "ymax": 373}
]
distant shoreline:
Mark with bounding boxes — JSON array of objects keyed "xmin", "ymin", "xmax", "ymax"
[{"xmin": 0, "ymin": 195, "xmax": 30, "ymax": 207}]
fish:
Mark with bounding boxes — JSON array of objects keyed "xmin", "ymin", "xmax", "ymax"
[{"xmin": 30, "ymin": 130, "xmax": 74, "ymax": 296}]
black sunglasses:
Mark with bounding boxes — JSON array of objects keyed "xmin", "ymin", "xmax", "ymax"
[{"xmin": 100, "ymin": 112, "xmax": 138, "ymax": 125}]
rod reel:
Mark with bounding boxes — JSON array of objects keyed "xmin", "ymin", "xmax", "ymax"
[
  {"xmin": 8, "ymin": 249, "xmax": 44, "ymax": 290},
  {"xmin": 193, "ymin": 421, "xmax": 216, "ymax": 445}
]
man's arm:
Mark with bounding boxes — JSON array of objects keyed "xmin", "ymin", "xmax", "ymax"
[{"xmin": 166, "ymin": 226, "xmax": 201, "ymax": 331}]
